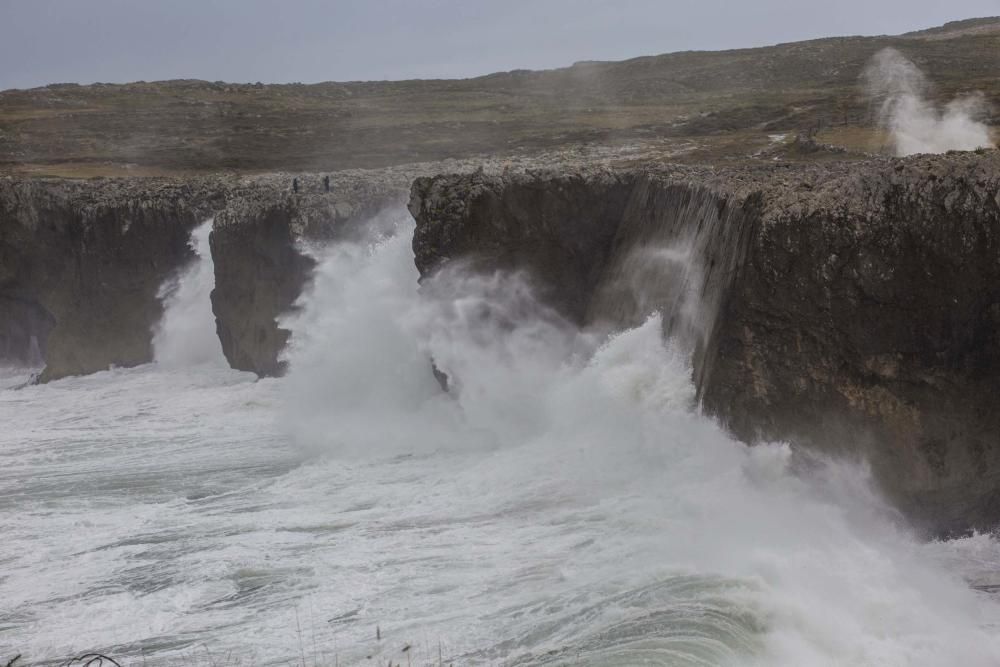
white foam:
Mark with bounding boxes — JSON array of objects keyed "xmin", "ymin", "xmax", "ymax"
[
  {"xmin": 2, "ymin": 208, "xmax": 999, "ymax": 665},
  {"xmin": 153, "ymin": 219, "xmax": 225, "ymax": 368},
  {"xmin": 863, "ymin": 48, "xmax": 995, "ymax": 156}
]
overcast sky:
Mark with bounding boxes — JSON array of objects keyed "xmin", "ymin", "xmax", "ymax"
[{"xmin": 1, "ymin": 0, "xmax": 998, "ymax": 90}]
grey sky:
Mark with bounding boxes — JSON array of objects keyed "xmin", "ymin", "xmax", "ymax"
[{"xmin": 1, "ymin": 0, "xmax": 998, "ymax": 91}]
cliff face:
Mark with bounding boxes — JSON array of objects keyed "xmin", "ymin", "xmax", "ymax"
[
  {"xmin": 708, "ymin": 154, "xmax": 1000, "ymax": 533},
  {"xmin": 208, "ymin": 160, "xmax": 551, "ymax": 377},
  {"xmin": 0, "ymin": 178, "xmax": 212, "ymax": 380},
  {"xmin": 411, "ymin": 170, "xmax": 633, "ymax": 322},
  {"xmin": 208, "ymin": 170, "xmax": 417, "ymax": 376},
  {"xmin": 0, "ymin": 160, "xmax": 523, "ymax": 382},
  {"xmin": 409, "ymin": 152, "xmax": 1000, "ymax": 534},
  {"xmin": 410, "ymin": 167, "xmax": 762, "ymax": 389},
  {"xmin": 0, "ymin": 171, "xmax": 407, "ymax": 380},
  {"xmin": 210, "ymin": 200, "xmax": 314, "ymax": 377}
]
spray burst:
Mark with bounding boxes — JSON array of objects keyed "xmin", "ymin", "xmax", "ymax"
[{"xmin": 862, "ymin": 48, "xmax": 994, "ymax": 156}]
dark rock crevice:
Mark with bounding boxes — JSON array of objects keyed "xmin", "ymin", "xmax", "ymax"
[{"xmin": 410, "ymin": 170, "xmax": 633, "ymax": 324}]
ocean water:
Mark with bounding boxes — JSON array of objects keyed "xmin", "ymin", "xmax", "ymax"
[{"xmin": 2, "ymin": 210, "xmax": 1000, "ymax": 666}]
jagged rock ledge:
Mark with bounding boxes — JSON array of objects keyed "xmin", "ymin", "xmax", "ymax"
[
  {"xmin": 409, "ymin": 151, "xmax": 1000, "ymax": 535},
  {"xmin": 0, "ymin": 156, "xmax": 566, "ymax": 381}
]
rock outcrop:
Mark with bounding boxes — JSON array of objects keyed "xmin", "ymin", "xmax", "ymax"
[
  {"xmin": 713, "ymin": 153, "xmax": 1000, "ymax": 533},
  {"xmin": 0, "ymin": 156, "xmax": 561, "ymax": 382},
  {"xmin": 209, "ymin": 171, "xmax": 414, "ymax": 376},
  {"xmin": 0, "ymin": 177, "xmax": 218, "ymax": 380},
  {"xmin": 207, "ymin": 158, "xmax": 582, "ymax": 376},
  {"xmin": 0, "ymin": 171, "xmax": 410, "ymax": 380},
  {"xmin": 409, "ymin": 151, "xmax": 1000, "ymax": 534}
]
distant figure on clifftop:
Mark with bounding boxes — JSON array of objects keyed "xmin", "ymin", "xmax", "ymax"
[
  {"xmin": 324, "ymin": 175, "xmax": 330, "ymax": 192},
  {"xmin": 292, "ymin": 178, "xmax": 299, "ymax": 193}
]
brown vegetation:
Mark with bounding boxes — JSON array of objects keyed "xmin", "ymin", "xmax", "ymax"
[{"xmin": 1, "ymin": 18, "xmax": 997, "ymax": 177}]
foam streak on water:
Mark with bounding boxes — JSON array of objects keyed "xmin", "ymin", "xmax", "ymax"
[{"xmin": 2, "ymin": 210, "xmax": 1000, "ymax": 665}]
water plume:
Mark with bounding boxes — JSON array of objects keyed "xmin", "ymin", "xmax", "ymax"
[
  {"xmin": 863, "ymin": 47, "xmax": 994, "ymax": 156},
  {"xmin": 275, "ymin": 207, "xmax": 1000, "ymax": 664},
  {"xmin": 10, "ymin": 207, "xmax": 1000, "ymax": 665},
  {"xmin": 153, "ymin": 219, "xmax": 224, "ymax": 368}
]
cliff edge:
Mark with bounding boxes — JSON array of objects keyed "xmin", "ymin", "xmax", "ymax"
[
  {"xmin": 409, "ymin": 151, "xmax": 1000, "ymax": 534},
  {"xmin": 0, "ymin": 177, "xmax": 219, "ymax": 380}
]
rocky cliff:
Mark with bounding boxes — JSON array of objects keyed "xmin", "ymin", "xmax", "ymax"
[
  {"xmin": 0, "ymin": 160, "xmax": 503, "ymax": 381},
  {"xmin": 0, "ymin": 171, "xmax": 415, "ymax": 380},
  {"xmin": 714, "ymin": 153, "xmax": 1000, "ymax": 533},
  {"xmin": 409, "ymin": 151, "xmax": 1000, "ymax": 534},
  {"xmin": 204, "ymin": 157, "xmax": 587, "ymax": 376},
  {"xmin": 0, "ymin": 177, "xmax": 218, "ymax": 380},
  {"xmin": 209, "ymin": 170, "xmax": 415, "ymax": 376}
]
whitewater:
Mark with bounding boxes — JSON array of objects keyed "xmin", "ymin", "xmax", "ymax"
[{"xmin": 3, "ymin": 210, "xmax": 1000, "ymax": 666}]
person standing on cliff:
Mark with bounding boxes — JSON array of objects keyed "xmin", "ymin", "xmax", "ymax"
[
  {"xmin": 324, "ymin": 175, "xmax": 330, "ymax": 192},
  {"xmin": 292, "ymin": 177, "xmax": 299, "ymax": 193}
]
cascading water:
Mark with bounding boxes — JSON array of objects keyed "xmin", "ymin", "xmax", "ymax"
[
  {"xmin": 2, "ymin": 208, "xmax": 1000, "ymax": 666},
  {"xmin": 153, "ymin": 219, "xmax": 225, "ymax": 369},
  {"xmin": 586, "ymin": 183, "xmax": 757, "ymax": 395}
]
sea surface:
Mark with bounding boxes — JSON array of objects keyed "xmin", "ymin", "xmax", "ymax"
[{"xmin": 3, "ymin": 213, "xmax": 1000, "ymax": 666}]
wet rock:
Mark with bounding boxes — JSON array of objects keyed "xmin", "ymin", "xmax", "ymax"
[
  {"xmin": 0, "ymin": 158, "xmax": 569, "ymax": 381},
  {"xmin": 0, "ymin": 177, "xmax": 218, "ymax": 381},
  {"xmin": 208, "ymin": 159, "xmax": 588, "ymax": 376},
  {"xmin": 410, "ymin": 168, "xmax": 633, "ymax": 322},
  {"xmin": 208, "ymin": 170, "xmax": 415, "ymax": 376},
  {"xmin": 409, "ymin": 151, "xmax": 1000, "ymax": 535},
  {"xmin": 712, "ymin": 152, "xmax": 1000, "ymax": 535}
]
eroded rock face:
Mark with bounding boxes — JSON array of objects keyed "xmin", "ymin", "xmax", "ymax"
[
  {"xmin": 707, "ymin": 153, "xmax": 1000, "ymax": 533},
  {"xmin": 0, "ymin": 177, "xmax": 213, "ymax": 380},
  {"xmin": 409, "ymin": 152, "xmax": 1000, "ymax": 534},
  {"xmin": 206, "ymin": 162, "xmax": 558, "ymax": 377},
  {"xmin": 0, "ymin": 161, "xmax": 519, "ymax": 382},
  {"xmin": 0, "ymin": 293, "xmax": 55, "ymax": 365},
  {"xmin": 209, "ymin": 170, "xmax": 416, "ymax": 376},
  {"xmin": 409, "ymin": 166, "xmax": 763, "ymax": 390},
  {"xmin": 411, "ymin": 169, "xmax": 633, "ymax": 321},
  {"xmin": 211, "ymin": 200, "xmax": 314, "ymax": 377}
]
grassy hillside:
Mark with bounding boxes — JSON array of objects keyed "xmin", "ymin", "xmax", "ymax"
[{"xmin": 1, "ymin": 17, "xmax": 998, "ymax": 176}]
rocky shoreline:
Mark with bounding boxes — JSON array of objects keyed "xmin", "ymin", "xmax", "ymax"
[
  {"xmin": 409, "ymin": 151, "xmax": 1000, "ymax": 534},
  {"xmin": 0, "ymin": 148, "xmax": 670, "ymax": 380},
  {"xmin": 2, "ymin": 151, "xmax": 999, "ymax": 532},
  {"xmin": 1, "ymin": 161, "xmax": 470, "ymax": 379}
]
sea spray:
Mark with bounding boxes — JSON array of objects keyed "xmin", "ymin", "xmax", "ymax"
[
  {"xmin": 3, "ymin": 208, "xmax": 1000, "ymax": 665},
  {"xmin": 863, "ymin": 47, "xmax": 995, "ymax": 156},
  {"xmin": 278, "ymin": 208, "xmax": 1000, "ymax": 665},
  {"xmin": 153, "ymin": 219, "xmax": 225, "ymax": 368}
]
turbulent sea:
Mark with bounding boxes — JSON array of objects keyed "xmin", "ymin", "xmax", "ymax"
[{"xmin": 3, "ymin": 212, "xmax": 1000, "ymax": 666}]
